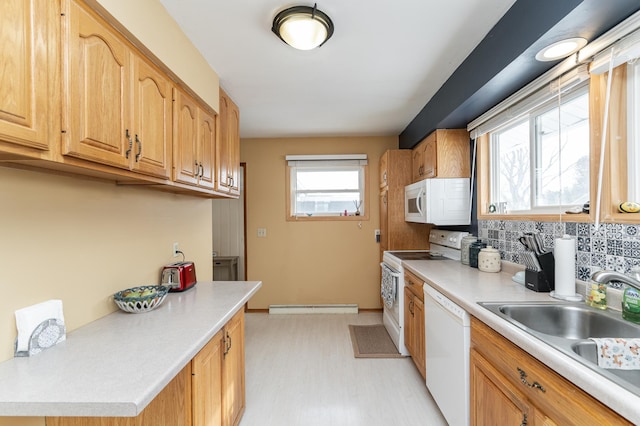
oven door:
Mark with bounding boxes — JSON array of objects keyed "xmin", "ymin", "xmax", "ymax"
[{"xmin": 404, "ymin": 180, "xmax": 427, "ymax": 223}]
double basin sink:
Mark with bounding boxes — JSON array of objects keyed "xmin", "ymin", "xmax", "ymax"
[{"xmin": 479, "ymin": 301, "xmax": 640, "ymax": 396}]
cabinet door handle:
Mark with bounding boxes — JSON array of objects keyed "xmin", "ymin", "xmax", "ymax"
[
  {"xmin": 135, "ymin": 134, "xmax": 142, "ymax": 162},
  {"xmin": 520, "ymin": 413, "xmax": 527, "ymax": 426},
  {"xmin": 199, "ymin": 163, "xmax": 204, "ymax": 178},
  {"xmin": 125, "ymin": 129, "xmax": 133, "ymax": 159},
  {"xmin": 517, "ymin": 367, "xmax": 546, "ymax": 392}
]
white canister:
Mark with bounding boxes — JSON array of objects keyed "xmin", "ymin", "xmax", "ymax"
[{"xmin": 478, "ymin": 246, "xmax": 501, "ymax": 273}]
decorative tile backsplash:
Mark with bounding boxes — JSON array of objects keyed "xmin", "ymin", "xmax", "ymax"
[{"xmin": 478, "ymin": 220, "xmax": 640, "ymax": 286}]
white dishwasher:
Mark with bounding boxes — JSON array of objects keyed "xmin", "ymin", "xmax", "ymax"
[{"xmin": 424, "ymin": 282, "xmax": 470, "ymax": 426}]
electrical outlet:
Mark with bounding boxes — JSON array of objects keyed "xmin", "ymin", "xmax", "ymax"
[
  {"xmin": 172, "ymin": 242, "xmax": 179, "ymax": 257},
  {"xmin": 257, "ymin": 228, "xmax": 267, "ymax": 238},
  {"xmin": 375, "ymin": 229, "xmax": 381, "ymax": 243}
]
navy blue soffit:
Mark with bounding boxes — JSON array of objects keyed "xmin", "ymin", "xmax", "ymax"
[{"xmin": 399, "ymin": 0, "xmax": 640, "ymax": 149}]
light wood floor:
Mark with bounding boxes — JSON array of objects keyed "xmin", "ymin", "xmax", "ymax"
[{"xmin": 240, "ymin": 312, "xmax": 448, "ymax": 426}]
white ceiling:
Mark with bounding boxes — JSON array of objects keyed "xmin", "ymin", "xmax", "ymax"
[{"xmin": 159, "ymin": 0, "xmax": 517, "ymax": 139}]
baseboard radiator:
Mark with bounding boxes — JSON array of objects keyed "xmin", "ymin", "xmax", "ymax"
[{"xmin": 268, "ymin": 304, "xmax": 359, "ymax": 314}]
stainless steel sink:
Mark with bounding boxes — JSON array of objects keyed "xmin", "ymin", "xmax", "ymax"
[
  {"xmin": 497, "ymin": 303, "xmax": 640, "ymax": 339},
  {"xmin": 479, "ymin": 301, "xmax": 640, "ymax": 396}
]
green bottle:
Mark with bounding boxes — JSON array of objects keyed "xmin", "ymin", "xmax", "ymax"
[{"xmin": 622, "ymin": 286, "xmax": 640, "ymax": 324}]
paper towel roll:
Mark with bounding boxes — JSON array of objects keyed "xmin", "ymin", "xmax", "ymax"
[{"xmin": 554, "ymin": 236, "xmax": 576, "ymax": 296}]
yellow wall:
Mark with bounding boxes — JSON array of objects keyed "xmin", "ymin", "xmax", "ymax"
[
  {"xmin": 241, "ymin": 136, "xmax": 398, "ymax": 310},
  {"xmin": 0, "ymin": 168, "xmax": 212, "ymax": 363},
  {"xmin": 90, "ymin": 0, "xmax": 220, "ymax": 111}
]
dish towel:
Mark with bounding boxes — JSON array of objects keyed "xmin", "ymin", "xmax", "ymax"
[
  {"xmin": 589, "ymin": 337, "xmax": 640, "ymax": 369},
  {"xmin": 380, "ymin": 265, "xmax": 397, "ymax": 309},
  {"xmin": 15, "ymin": 299, "xmax": 66, "ymax": 357}
]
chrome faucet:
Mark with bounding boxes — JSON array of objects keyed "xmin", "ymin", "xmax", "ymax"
[{"xmin": 591, "ymin": 269, "xmax": 640, "ymax": 291}]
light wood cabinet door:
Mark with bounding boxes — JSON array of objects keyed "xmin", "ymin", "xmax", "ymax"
[
  {"xmin": 379, "ymin": 188, "xmax": 388, "ymax": 254},
  {"xmin": 379, "ymin": 150, "xmax": 389, "ymax": 188},
  {"xmin": 132, "ymin": 57, "xmax": 172, "ymax": 179},
  {"xmin": 199, "ymin": 109, "xmax": 216, "ymax": 189},
  {"xmin": 422, "ymin": 135, "xmax": 437, "ymax": 178},
  {"xmin": 412, "ymin": 295, "xmax": 425, "ymax": 378},
  {"xmin": 64, "ymin": 0, "xmax": 131, "ymax": 169},
  {"xmin": 223, "ymin": 310, "xmax": 245, "ymax": 426},
  {"xmin": 192, "ymin": 330, "xmax": 224, "ymax": 426},
  {"xmin": 411, "ymin": 146, "xmax": 424, "ymax": 182},
  {"xmin": 470, "ymin": 348, "xmax": 531, "ymax": 426},
  {"xmin": 217, "ymin": 90, "xmax": 240, "ymax": 195},
  {"xmin": 0, "ymin": 0, "xmax": 54, "ymax": 152},
  {"xmin": 174, "ymin": 88, "xmax": 200, "ymax": 185},
  {"xmin": 403, "ymin": 288, "xmax": 414, "ymax": 357}
]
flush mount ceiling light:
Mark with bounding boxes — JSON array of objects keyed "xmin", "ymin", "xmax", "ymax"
[
  {"xmin": 535, "ymin": 37, "xmax": 588, "ymax": 62},
  {"xmin": 272, "ymin": 3, "xmax": 334, "ymax": 50}
]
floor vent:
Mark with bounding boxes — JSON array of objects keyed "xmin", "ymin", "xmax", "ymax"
[{"xmin": 269, "ymin": 304, "xmax": 359, "ymax": 314}]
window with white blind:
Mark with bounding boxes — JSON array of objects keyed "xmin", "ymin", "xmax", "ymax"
[
  {"xmin": 286, "ymin": 155, "xmax": 368, "ymax": 219},
  {"xmin": 489, "ymin": 83, "xmax": 590, "ymax": 213}
]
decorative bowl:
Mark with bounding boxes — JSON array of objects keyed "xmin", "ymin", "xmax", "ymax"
[{"xmin": 113, "ymin": 285, "xmax": 169, "ymax": 313}]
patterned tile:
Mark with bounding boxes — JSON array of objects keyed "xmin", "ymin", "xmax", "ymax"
[
  {"xmin": 565, "ymin": 222, "xmax": 577, "ymax": 236},
  {"xmin": 590, "ymin": 224, "xmax": 607, "ymax": 238},
  {"xmin": 591, "ymin": 238, "xmax": 607, "ymax": 254},
  {"xmin": 625, "ymin": 224, "xmax": 638, "ymax": 237},
  {"xmin": 577, "ymin": 266, "xmax": 591, "ymax": 281},
  {"xmin": 606, "ymin": 223, "xmax": 624, "ymax": 240},
  {"xmin": 577, "ymin": 237, "xmax": 591, "ymax": 252},
  {"xmin": 578, "ymin": 223, "xmax": 590, "ymax": 236},
  {"xmin": 591, "ymin": 253, "xmax": 606, "ymax": 268},
  {"xmin": 577, "ymin": 252, "xmax": 591, "ymax": 266}
]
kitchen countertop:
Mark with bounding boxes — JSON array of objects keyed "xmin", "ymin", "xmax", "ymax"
[
  {"xmin": 0, "ymin": 280, "xmax": 262, "ymax": 417},
  {"xmin": 403, "ymin": 259, "xmax": 640, "ymax": 423}
]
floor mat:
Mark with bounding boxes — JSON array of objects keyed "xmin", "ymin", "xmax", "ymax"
[{"xmin": 348, "ymin": 324, "xmax": 403, "ymax": 358}]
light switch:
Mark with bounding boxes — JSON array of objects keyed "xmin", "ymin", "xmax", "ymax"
[{"xmin": 257, "ymin": 228, "xmax": 267, "ymax": 238}]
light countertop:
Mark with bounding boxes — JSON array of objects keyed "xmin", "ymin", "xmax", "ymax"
[
  {"xmin": 403, "ymin": 259, "xmax": 640, "ymax": 424},
  {"xmin": 0, "ymin": 280, "xmax": 262, "ymax": 417}
]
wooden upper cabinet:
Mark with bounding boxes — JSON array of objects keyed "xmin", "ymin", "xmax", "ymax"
[
  {"xmin": 412, "ymin": 129, "xmax": 470, "ymax": 181},
  {"xmin": 63, "ymin": 0, "xmax": 131, "ymax": 169},
  {"xmin": 63, "ymin": 0, "xmax": 171, "ymax": 179},
  {"xmin": 174, "ymin": 88, "xmax": 200, "ymax": 186},
  {"xmin": 0, "ymin": 0, "xmax": 55, "ymax": 153},
  {"xmin": 132, "ymin": 57, "xmax": 172, "ymax": 179},
  {"xmin": 199, "ymin": 109, "xmax": 216, "ymax": 189},
  {"xmin": 217, "ymin": 89, "xmax": 240, "ymax": 196},
  {"xmin": 173, "ymin": 87, "xmax": 216, "ymax": 190}
]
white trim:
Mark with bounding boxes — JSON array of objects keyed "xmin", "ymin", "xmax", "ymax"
[
  {"xmin": 269, "ymin": 304, "xmax": 359, "ymax": 314},
  {"xmin": 286, "ymin": 154, "xmax": 367, "ymax": 161}
]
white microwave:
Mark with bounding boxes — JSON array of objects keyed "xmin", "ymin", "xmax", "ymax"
[{"xmin": 404, "ymin": 178, "xmax": 471, "ymax": 225}]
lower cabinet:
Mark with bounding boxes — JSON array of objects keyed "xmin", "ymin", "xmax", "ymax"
[
  {"xmin": 403, "ymin": 270, "xmax": 425, "ymax": 379},
  {"xmin": 47, "ymin": 310, "xmax": 245, "ymax": 426},
  {"xmin": 470, "ymin": 317, "xmax": 630, "ymax": 425}
]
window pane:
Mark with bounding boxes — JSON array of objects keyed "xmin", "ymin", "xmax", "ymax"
[
  {"xmin": 290, "ymin": 166, "xmax": 365, "ymax": 216},
  {"xmin": 296, "ymin": 170, "xmax": 359, "ymax": 191},
  {"xmin": 492, "ymin": 120, "xmax": 530, "ymax": 211},
  {"xmin": 534, "ymin": 92, "xmax": 589, "ymax": 207}
]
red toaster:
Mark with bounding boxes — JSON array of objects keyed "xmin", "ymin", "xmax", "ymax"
[{"xmin": 160, "ymin": 262, "xmax": 197, "ymax": 292}]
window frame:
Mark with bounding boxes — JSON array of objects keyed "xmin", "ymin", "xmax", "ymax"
[
  {"xmin": 285, "ymin": 157, "xmax": 369, "ymax": 222},
  {"xmin": 485, "ymin": 82, "xmax": 590, "ymax": 216}
]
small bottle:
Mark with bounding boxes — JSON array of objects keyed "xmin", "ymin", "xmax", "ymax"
[
  {"xmin": 586, "ymin": 281, "xmax": 607, "ymax": 310},
  {"xmin": 622, "ymin": 286, "xmax": 640, "ymax": 324},
  {"xmin": 469, "ymin": 240, "xmax": 486, "ymax": 269}
]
